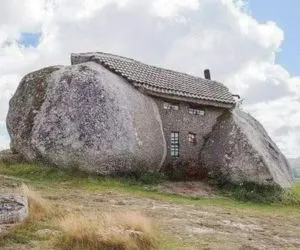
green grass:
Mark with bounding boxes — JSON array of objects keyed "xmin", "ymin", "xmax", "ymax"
[
  {"xmin": 0, "ymin": 163, "xmax": 300, "ymax": 212},
  {"xmin": 1, "ymin": 163, "xmax": 300, "ymax": 250},
  {"xmin": 0, "ymin": 219, "xmax": 42, "ymax": 245},
  {"xmin": 291, "ymin": 182, "xmax": 300, "ymax": 196},
  {"xmin": 214, "ymin": 180, "xmax": 300, "ymax": 205}
]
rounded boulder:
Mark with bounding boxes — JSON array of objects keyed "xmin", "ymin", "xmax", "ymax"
[{"xmin": 7, "ymin": 62, "xmax": 166, "ymax": 175}]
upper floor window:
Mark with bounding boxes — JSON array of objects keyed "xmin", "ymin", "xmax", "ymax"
[
  {"xmin": 188, "ymin": 107, "xmax": 205, "ymax": 116},
  {"xmin": 164, "ymin": 102, "xmax": 179, "ymax": 111},
  {"xmin": 188, "ymin": 133, "xmax": 196, "ymax": 144},
  {"xmin": 170, "ymin": 132, "xmax": 179, "ymax": 157}
]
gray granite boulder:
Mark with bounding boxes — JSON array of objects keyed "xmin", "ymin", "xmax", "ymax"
[
  {"xmin": 7, "ymin": 62, "xmax": 166, "ymax": 175},
  {"xmin": 7, "ymin": 66, "xmax": 63, "ymax": 160},
  {"xmin": 0, "ymin": 195, "xmax": 28, "ymax": 224},
  {"xmin": 200, "ymin": 109, "xmax": 294, "ymax": 187}
]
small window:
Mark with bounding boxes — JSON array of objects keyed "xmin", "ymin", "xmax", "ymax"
[
  {"xmin": 164, "ymin": 102, "xmax": 179, "ymax": 110},
  {"xmin": 170, "ymin": 132, "xmax": 179, "ymax": 157},
  {"xmin": 188, "ymin": 133, "xmax": 196, "ymax": 144},
  {"xmin": 189, "ymin": 107, "xmax": 205, "ymax": 116}
]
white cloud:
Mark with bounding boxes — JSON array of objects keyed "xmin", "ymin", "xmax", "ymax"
[
  {"xmin": 0, "ymin": 0, "xmax": 299, "ymax": 158},
  {"xmin": 152, "ymin": 0, "xmax": 200, "ymax": 17},
  {"xmin": 0, "ymin": 0, "xmax": 46, "ymax": 33},
  {"xmin": 245, "ymin": 96, "xmax": 300, "ymax": 158}
]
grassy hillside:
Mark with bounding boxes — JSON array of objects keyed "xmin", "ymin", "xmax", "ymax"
[{"xmin": 0, "ymin": 163, "xmax": 300, "ymax": 249}]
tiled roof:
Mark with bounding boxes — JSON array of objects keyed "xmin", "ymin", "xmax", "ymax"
[{"xmin": 71, "ymin": 52, "xmax": 236, "ymax": 108}]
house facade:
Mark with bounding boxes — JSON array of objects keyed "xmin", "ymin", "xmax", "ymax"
[
  {"xmin": 71, "ymin": 52, "xmax": 236, "ymax": 177},
  {"xmin": 153, "ymin": 98, "xmax": 224, "ymax": 163}
]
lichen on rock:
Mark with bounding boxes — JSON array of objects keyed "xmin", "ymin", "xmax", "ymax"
[
  {"xmin": 200, "ymin": 109, "xmax": 294, "ymax": 187},
  {"xmin": 0, "ymin": 195, "xmax": 28, "ymax": 224},
  {"xmin": 7, "ymin": 66, "xmax": 63, "ymax": 160},
  {"xmin": 7, "ymin": 62, "xmax": 165, "ymax": 175}
]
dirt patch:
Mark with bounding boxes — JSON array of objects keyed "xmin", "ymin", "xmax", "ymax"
[
  {"xmin": 156, "ymin": 181, "xmax": 216, "ymax": 197},
  {"xmin": 1, "ymin": 177, "xmax": 300, "ymax": 250}
]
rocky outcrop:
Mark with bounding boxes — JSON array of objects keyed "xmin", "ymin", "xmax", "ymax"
[
  {"xmin": 6, "ymin": 57, "xmax": 294, "ymax": 187},
  {"xmin": 200, "ymin": 110, "xmax": 294, "ymax": 188},
  {"xmin": 7, "ymin": 62, "xmax": 166, "ymax": 175},
  {"xmin": 7, "ymin": 66, "xmax": 63, "ymax": 159},
  {"xmin": 0, "ymin": 195, "xmax": 28, "ymax": 224}
]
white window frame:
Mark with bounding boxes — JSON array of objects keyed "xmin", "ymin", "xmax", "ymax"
[
  {"xmin": 170, "ymin": 132, "xmax": 179, "ymax": 157},
  {"xmin": 188, "ymin": 107, "xmax": 205, "ymax": 116},
  {"xmin": 164, "ymin": 102, "xmax": 179, "ymax": 111},
  {"xmin": 188, "ymin": 133, "xmax": 196, "ymax": 144}
]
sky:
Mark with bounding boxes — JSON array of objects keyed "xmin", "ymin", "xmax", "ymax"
[
  {"xmin": 248, "ymin": 0, "xmax": 300, "ymax": 76},
  {"xmin": 0, "ymin": 0, "xmax": 299, "ymax": 158}
]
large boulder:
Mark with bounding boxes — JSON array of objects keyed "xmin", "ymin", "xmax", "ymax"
[
  {"xmin": 200, "ymin": 109, "xmax": 294, "ymax": 188},
  {"xmin": 7, "ymin": 62, "xmax": 166, "ymax": 174},
  {"xmin": 7, "ymin": 66, "xmax": 63, "ymax": 159},
  {"xmin": 0, "ymin": 194, "xmax": 28, "ymax": 225}
]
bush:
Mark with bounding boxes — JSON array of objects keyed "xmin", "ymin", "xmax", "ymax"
[
  {"xmin": 207, "ymin": 170, "xmax": 300, "ymax": 204},
  {"xmin": 227, "ymin": 182, "xmax": 283, "ymax": 204},
  {"xmin": 138, "ymin": 171, "xmax": 167, "ymax": 185},
  {"xmin": 280, "ymin": 188, "xmax": 300, "ymax": 205}
]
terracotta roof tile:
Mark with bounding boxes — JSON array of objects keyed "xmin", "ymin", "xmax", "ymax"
[{"xmin": 71, "ymin": 52, "xmax": 236, "ymax": 108}]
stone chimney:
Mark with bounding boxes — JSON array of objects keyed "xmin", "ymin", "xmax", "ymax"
[{"xmin": 204, "ymin": 69, "xmax": 211, "ymax": 80}]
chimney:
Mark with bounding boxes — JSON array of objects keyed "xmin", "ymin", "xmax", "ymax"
[{"xmin": 204, "ymin": 69, "xmax": 211, "ymax": 80}]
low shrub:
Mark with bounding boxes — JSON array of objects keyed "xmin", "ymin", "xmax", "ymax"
[
  {"xmin": 280, "ymin": 188, "xmax": 300, "ymax": 205},
  {"xmin": 210, "ymin": 179, "xmax": 300, "ymax": 205},
  {"xmin": 227, "ymin": 182, "xmax": 283, "ymax": 204},
  {"xmin": 138, "ymin": 171, "xmax": 167, "ymax": 185}
]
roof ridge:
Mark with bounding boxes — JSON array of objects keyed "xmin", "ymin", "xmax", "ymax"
[
  {"xmin": 81, "ymin": 51, "xmax": 227, "ymax": 89},
  {"xmin": 71, "ymin": 52, "xmax": 236, "ymax": 108}
]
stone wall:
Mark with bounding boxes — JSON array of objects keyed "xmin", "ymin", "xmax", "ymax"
[{"xmin": 153, "ymin": 97, "xmax": 224, "ymax": 178}]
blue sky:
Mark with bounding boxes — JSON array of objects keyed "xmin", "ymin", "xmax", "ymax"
[
  {"xmin": 248, "ymin": 0, "xmax": 300, "ymax": 76},
  {"xmin": 0, "ymin": 122, "xmax": 10, "ymax": 148},
  {"xmin": 18, "ymin": 32, "xmax": 41, "ymax": 48}
]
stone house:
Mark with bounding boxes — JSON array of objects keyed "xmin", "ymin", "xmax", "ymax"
[
  {"xmin": 7, "ymin": 51, "xmax": 294, "ymax": 186},
  {"xmin": 71, "ymin": 52, "xmax": 236, "ymax": 177}
]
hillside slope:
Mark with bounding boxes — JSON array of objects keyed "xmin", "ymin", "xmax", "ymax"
[{"xmin": 1, "ymin": 163, "xmax": 300, "ymax": 250}]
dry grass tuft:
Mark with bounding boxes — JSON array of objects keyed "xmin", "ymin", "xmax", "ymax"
[
  {"xmin": 21, "ymin": 184, "xmax": 55, "ymax": 220},
  {"xmin": 55, "ymin": 211, "xmax": 157, "ymax": 250},
  {"xmin": 15, "ymin": 184, "xmax": 157, "ymax": 249}
]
